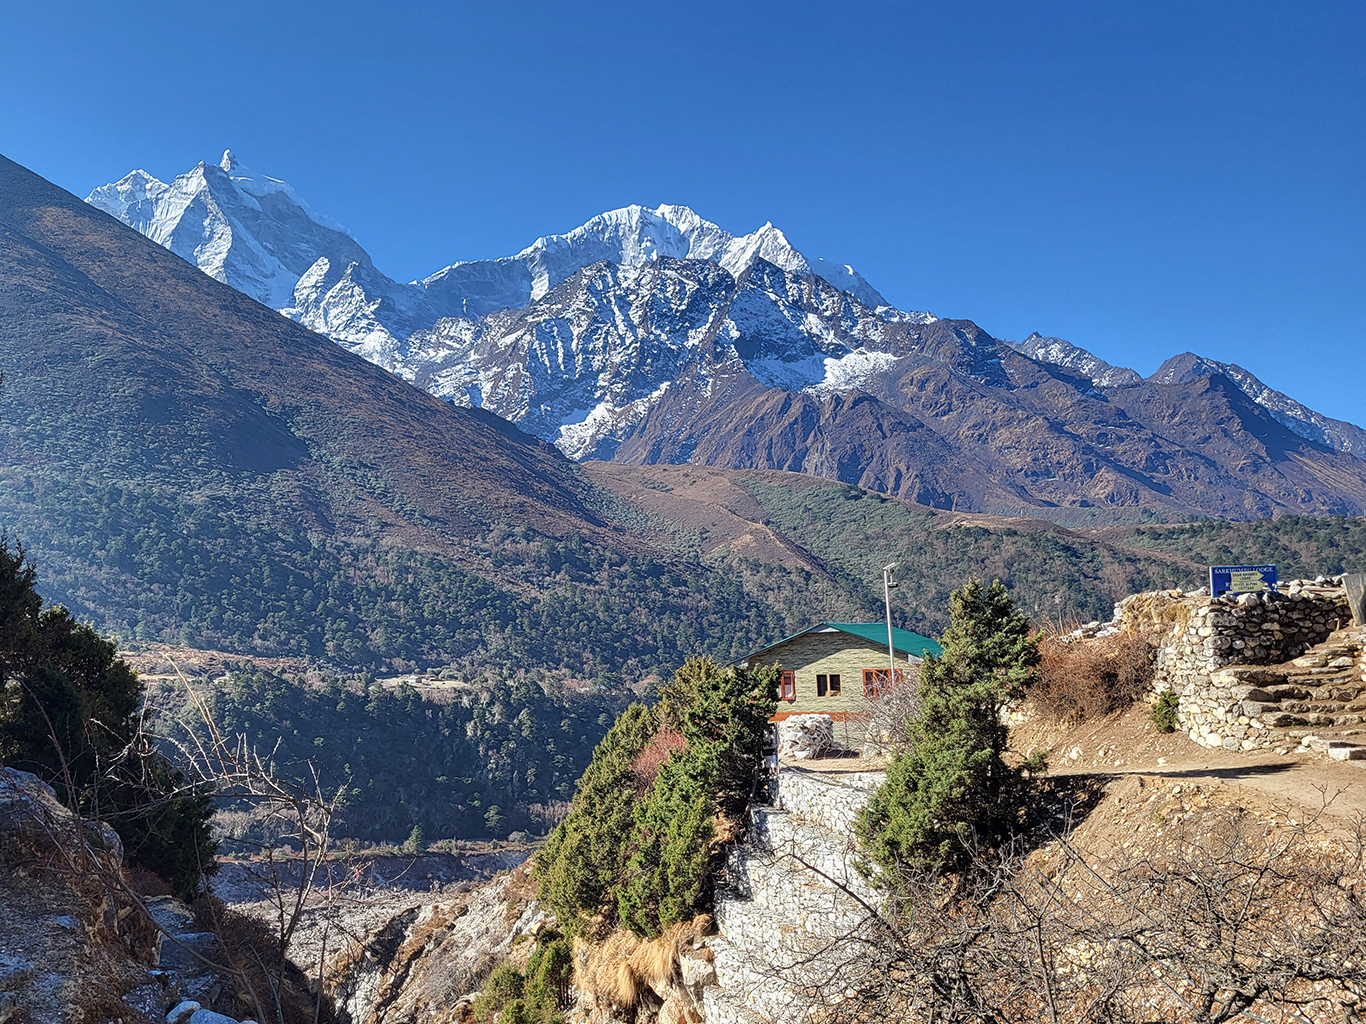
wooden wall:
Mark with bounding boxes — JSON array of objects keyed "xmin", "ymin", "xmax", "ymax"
[{"xmin": 747, "ymin": 631, "xmax": 905, "ymax": 718}]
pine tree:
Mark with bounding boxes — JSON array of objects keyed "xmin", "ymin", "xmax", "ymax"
[
  {"xmin": 616, "ymin": 743, "xmax": 718, "ymax": 937},
  {"xmin": 857, "ymin": 578, "xmax": 1040, "ymax": 882},
  {"xmin": 533, "ymin": 703, "xmax": 657, "ymax": 932}
]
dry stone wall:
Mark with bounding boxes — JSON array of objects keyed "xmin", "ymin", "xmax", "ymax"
[
  {"xmin": 1148, "ymin": 579, "xmax": 1354, "ymax": 750},
  {"xmin": 705, "ymin": 767, "xmax": 882, "ymax": 1024}
]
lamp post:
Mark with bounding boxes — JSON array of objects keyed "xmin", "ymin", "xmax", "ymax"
[{"xmin": 883, "ymin": 562, "xmax": 899, "ymax": 689}]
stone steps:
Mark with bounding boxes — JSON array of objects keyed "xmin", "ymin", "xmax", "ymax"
[
  {"xmin": 1301, "ymin": 736, "xmax": 1366, "ymax": 760},
  {"xmin": 1188, "ymin": 626, "xmax": 1366, "ymax": 751}
]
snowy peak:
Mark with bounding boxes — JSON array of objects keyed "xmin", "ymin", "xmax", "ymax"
[
  {"xmin": 90, "ymin": 151, "xmax": 918, "ymax": 338},
  {"xmin": 498, "ymin": 203, "xmax": 898, "ymax": 313},
  {"xmin": 1010, "ymin": 333, "xmax": 1143, "ymax": 388},
  {"xmin": 87, "ymin": 150, "xmax": 370, "ymax": 309},
  {"xmin": 86, "ymin": 169, "xmax": 170, "ymax": 234}
]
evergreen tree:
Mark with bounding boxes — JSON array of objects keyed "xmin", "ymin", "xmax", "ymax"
[
  {"xmin": 0, "ymin": 536, "xmax": 217, "ymax": 897},
  {"xmin": 857, "ymin": 578, "xmax": 1040, "ymax": 882},
  {"xmin": 535, "ymin": 659, "xmax": 778, "ymax": 937},
  {"xmin": 534, "ymin": 703, "xmax": 657, "ymax": 932},
  {"xmin": 616, "ymin": 743, "xmax": 717, "ymax": 937},
  {"xmin": 678, "ymin": 661, "xmax": 779, "ymax": 816}
]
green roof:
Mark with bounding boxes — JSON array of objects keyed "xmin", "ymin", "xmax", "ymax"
[
  {"xmin": 740, "ymin": 621, "xmax": 942, "ymax": 664},
  {"xmin": 825, "ymin": 622, "xmax": 942, "ymax": 657}
]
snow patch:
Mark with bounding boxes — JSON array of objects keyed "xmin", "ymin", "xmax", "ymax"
[
  {"xmin": 556, "ymin": 384, "xmax": 671, "ymax": 460},
  {"xmin": 803, "ymin": 350, "xmax": 902, "ymax": 398}
]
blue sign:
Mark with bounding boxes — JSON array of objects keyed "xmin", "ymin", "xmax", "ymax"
[{"xmin": 1209, "ymin": 564, "xmax": 1277, "ymax": 595}]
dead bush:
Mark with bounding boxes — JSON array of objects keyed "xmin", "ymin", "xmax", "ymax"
[
  {"xmin": 629, "ymin": 729, "xmax": 686, "ymax": 794},
  {"xmin": 527, "ymin": 800, "xmax": 572, "ymax": 830},
  {"xmin": 193, "ymin": 896, "xmax": 337, "ymax": 1024},
  {"xmin": 1031, "ymin": 632, "xmax": 1154, "ymax": 723}
]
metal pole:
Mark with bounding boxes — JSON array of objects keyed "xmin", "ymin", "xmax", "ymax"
[{"xmin": 883, "ymin": 562, "xmax": 898, "ymax": 688}]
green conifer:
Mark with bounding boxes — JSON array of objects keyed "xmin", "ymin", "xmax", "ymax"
[{"xmin": 857, "ymin": 578, "xmax": 1040, "ymax": 882}]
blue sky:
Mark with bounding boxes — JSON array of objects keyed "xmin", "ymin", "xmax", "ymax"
[{"xmin": 2, "ymin": 1, "xmax": 1363, "ymax": 425}]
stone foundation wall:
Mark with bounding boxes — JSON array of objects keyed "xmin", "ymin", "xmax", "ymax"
[
  {"xmin": 1151, "ymin": 581, "xmax": 1352, "ymax": 750},
  {"xmin": 705, "ymin": 767, "xmax": 882, "ymax": 1023}
]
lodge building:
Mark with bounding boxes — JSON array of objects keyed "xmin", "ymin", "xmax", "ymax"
[{"xmin": 737, "ymin": 621, "xmax": 942, "ymax": 720}]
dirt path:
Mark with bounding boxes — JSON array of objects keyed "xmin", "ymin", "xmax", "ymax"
[{"xmin": 1015, "ymin": 706, "xmax": 1366, "ymax": 823}]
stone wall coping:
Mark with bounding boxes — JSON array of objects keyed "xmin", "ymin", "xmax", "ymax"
[{"xmin": 778, "ymin": 766, "xmax": 885, "ymax": 792}]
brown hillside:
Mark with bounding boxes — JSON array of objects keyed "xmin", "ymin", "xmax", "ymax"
[{"xmin": 0, "ymin": 153, "xmax": 612, "ymax": 550}]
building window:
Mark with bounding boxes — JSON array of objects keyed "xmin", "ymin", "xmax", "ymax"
[
  {"xmin": 829, "ymin": 673, "xmax": 841, "ymax": 695},
  {"xmin": 816, "ymin": 674, "xmax": 827, "ymax": 697},
  {"xmin": 864, "ymin": 668, "xmax": 906, "ymax": 698},
  {"xmin": 863, "ymin": 669, "xmax": 882, "ymax": 699},
  {"xmin": 779, "ymin": 671, "xmax": 795, "ymax": 702}
]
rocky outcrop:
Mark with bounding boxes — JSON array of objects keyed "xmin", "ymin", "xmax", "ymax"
[
  {"xmin": 326, "ymin": 866, "xmax": 546, "ymax": 1024},
  {"xmin": 0, "ymin": 766, "xmax": 122, "ymax": 871},
  {"xmin": 0, "ymin": 767, "xmax": 267, "ymax": 1024}
]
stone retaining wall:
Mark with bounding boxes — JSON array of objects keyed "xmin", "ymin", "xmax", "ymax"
[
  {"xmin": 1151, "ymin": 581, "xmax": 1352, "ymax": 750},
  {"xmin": 706, "ymin": 767, "xmax": 882, "ymax": 1023}
]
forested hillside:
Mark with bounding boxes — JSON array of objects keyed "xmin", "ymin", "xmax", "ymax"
[{"xmin": 149, "ymin": 669, "xmax": 628, "ymax": 845}]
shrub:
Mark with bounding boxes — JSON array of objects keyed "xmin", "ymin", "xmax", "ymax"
[
  {"xmin": 677, "ymin": 660, "xmax": 778, "ymax": 816},
  {"xmin": 535, "ymin": 658, "xmax": 777, "ymax": 938},
  {"xmin": 524, "ymin": 933, "xmax": 573, "ymax": 1017},
  {"xmin": 472, "ymin": 961, "xmax": 525, "ymax": 1022},
  {"xmin": 471, "ymin": 932, "xmax": 571, "ymax": 1024},
  {"xmin": 857, "ymin": 579, "xmax": 1040, "ymax": 883},
  {"xmin": 1031, "ymin": 632, "xmax": 1154, "ymax": 723},
  {"xmin": 1151, "ymin": 689, "xmax": 1180, "ymax": 733},
  {"xmin": 402, "ymin": 824, "xmax": 426, "ymax": 854}
]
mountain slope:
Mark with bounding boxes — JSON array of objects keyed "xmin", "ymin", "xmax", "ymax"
[
  {"xmin": 87, "ymin": 153, "xmax": 1366, "ymax": 523},
  {"xmin": 1013, "ymin": 336, "xmax": 1366, "ymax": 458},
  {"xmin": 0, "ymin": 152, "xmax": 800, "ymax": 672}
]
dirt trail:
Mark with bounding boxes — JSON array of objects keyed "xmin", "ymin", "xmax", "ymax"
[{"xmin": 1014, "ymin": 706, "xmax": 1366, "ymax": 824}]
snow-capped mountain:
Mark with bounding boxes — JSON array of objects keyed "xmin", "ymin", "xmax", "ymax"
[
  {"xmin": 88, "ymin": 151, "xmax": 373, "ymax": 310},
  {"xmin": 1008, "ymin": 333, "xmax": 1143, "ymax": 388},
  {"xmin": 1013, "ymin": 336, "xmax": 1366, "ymax": 458},
  {"xmin": 88, "ymin": 155, "xmax": 915, "ymax": 378},
  {"xmin": 87, "ymin": 152, "xmax": 1366, "ymax": 520},
  {"xmin": 406, "ymin": 255, "xmax": 928, "ymax": 459}
]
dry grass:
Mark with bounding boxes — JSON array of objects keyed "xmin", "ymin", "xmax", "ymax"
[
  {"xmin": 1031, "ymin": 632, "xmax": 1155, "ymax": 724},
  {"xmin": 1114, "ymin": 589, "xmax": 1196, "ymax": 642},
  {"xmin": 573, "ymin": 915, "xmax": 714, "ymax": 1013}
]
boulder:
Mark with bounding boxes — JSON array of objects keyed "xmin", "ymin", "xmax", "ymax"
[{"xmin": 0, "ymin": 767, "xmax": 122, "ymax": 869}]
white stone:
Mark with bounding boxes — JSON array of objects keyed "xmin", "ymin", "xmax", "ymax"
[
  {"xmin": 167, "ymin": 1002, "xmax": 201, "ymax": 1024},
  {"xmin": 777, "ymin": 715, "xmax": 835, "ymax": 760}
]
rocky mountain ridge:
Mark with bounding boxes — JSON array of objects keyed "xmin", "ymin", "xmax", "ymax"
[{"xmin": 87, "ymin": 152, "xmax": 1366, "ymax": 521}]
